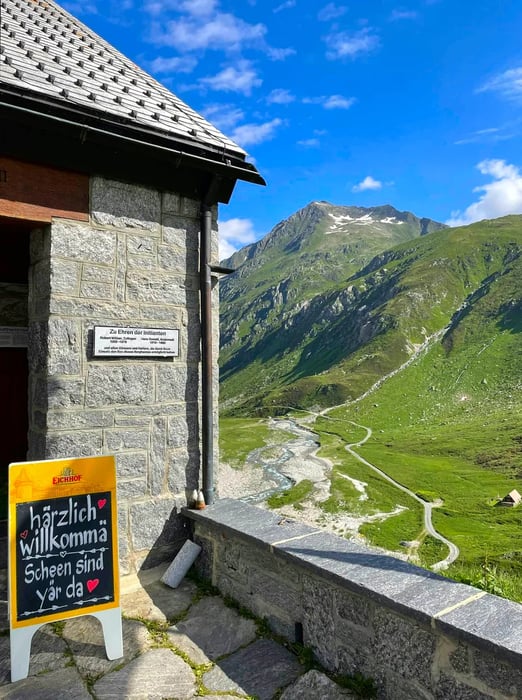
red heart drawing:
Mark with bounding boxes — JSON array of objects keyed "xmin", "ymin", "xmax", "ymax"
[
  {"xmin": 20, "ymin": 530, "xmax": 28, "ymax": 539},
  {"xmin": 86, "ymin": 579, "xmax": 99, "ymax": 594},
  {"xmin": 97, "ymin": 499, "xmax": 107, "ymax": 509}
]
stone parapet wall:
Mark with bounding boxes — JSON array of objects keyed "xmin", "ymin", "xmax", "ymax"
[
  {"xmin": 187, "ymin": 499, "xmax": 522, "ymax": 700},
  {"xmin": 26, "ymin": 176, "xmax": 219, "ymax": 573}
]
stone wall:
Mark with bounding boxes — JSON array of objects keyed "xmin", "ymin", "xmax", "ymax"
[
  {"xmin": 27, "ymin": 176, "xmax": 219, "ymax": 574},
  {"xmin": 187, "ymin": 499, "xmax": 522, "ymax": 700}
]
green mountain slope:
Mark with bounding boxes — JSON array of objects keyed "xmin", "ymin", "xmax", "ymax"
[{"xmin": 220, "ymin": 214, "xmax": 521, "ymax": 418}]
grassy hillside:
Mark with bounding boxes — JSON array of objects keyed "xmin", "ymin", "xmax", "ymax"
[{"xmin": 222, "ymin": 217, "xmax": 521, "ymax": 416}]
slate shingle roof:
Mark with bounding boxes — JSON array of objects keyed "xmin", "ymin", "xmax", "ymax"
[{"xmin": 0, "ymin": 0, "xmax": 249, "ymax": 163}]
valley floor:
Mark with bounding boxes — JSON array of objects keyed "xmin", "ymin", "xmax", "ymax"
[{"xmin": 218, "ymin": 418, "xmax": 433, "ymax": 565}]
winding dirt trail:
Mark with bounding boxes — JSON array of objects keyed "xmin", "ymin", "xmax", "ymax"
[{"xmin": 340, "ymin": 420, "xmax": 459, "ymax": 571}]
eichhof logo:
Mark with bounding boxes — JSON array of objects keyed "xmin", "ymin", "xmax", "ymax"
[{"xmin": 52, "ymin": 467, "xmax": 82, "ymax": 486}]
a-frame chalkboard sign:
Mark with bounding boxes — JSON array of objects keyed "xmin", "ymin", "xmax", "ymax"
[{"xmin": 8, "ymin": 455, "xmax": 123, "ymax": 682}]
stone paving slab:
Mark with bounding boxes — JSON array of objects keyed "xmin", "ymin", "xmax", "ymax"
[
  {"xmin": 280, "ymin": 669, "xmax": 357, "ymax": 699},
  {"xmin": 121, "ymin": 576, "xmax": 198, "ymax": 623},
  {"xmin": 0, "ymin": 624, "xmax": 69, "ymax": 685},
  {"xmin": 203, "ymin": 638, "xmax": 303, "ymax": 700},
  {"xmin": 0, "ymin": 667, "xmax": 92, "ymax": 700},
  {"xmin": 62, "ymin": 615, "xmax": 151, "ymax": 677},
  {"xmin": 92, "ymin": 647, "xmax": 196, "ymax": 700},
  {"xmin": 169, "ymin": 596, "xmax": 257, "ymax": 660}
]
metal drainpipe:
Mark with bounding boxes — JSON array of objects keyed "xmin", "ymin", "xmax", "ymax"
[{"xmin": 200, "ymin": 183, "xmax": 218, "ymax": 506}]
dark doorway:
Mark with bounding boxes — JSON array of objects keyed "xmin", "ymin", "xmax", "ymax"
[
  {"xmin": 0, "ymin": 217, "xmax": 31, "ymax": 521},
  {"xmin": 0, "ymin": 348, "xmax": 28, "ymax": 519}
]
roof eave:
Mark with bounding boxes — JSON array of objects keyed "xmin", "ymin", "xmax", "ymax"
[{"xmin": 0, "ymin": 85, "xmax": 266, "ymax": 191}]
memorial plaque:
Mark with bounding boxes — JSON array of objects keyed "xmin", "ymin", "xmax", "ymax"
[{"xmin": 94, "ymin": 326, "xmax": 179, "ymax": 357}]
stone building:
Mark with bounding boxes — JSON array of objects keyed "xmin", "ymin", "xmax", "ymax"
[{"xmin": 0, "ymin": 0, "xmax": 263, "ymax": 573}]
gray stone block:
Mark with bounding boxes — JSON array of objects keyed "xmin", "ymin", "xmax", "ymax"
[
  {"xmin": 158, "ymin": 243, "xmax": 198, "ymax": 272},
  {"xmin": 91, "ymin": 178, "xmax": 161, "ymax": 231},
  {"xmin": 47, "ymin": 318, "xmax": 81, "ymax": 375},
  {"xmin": 434, "ymin": 673, "xmax": 493, "ymax": 700},
  {"xmin": 45, "ymin": 430, "xmax": 103, "ymax": 458},
  {"xmin": 138, "ymin": 303, "xmax": 185, "ymax": 323},
  {"xmin": 162, "ymin": 218, "xmax": 199, "ymax": 249},
  {"xmin": 126, "ymin": 271, "xmax": 189, "ymax": 304},
  {"xmin": 170, "ymin": 596, "xmax": 257, "ymax": 659},
  {"xmin": 0, "ymin": 624, "xmax": 69, "ymax": 685},
  {"xmin": 370, "ymin": 609, "xmax": 435, "ymax": 689},
  {"xmin": 251, "ymin": 569, "xmax": 301, "ymax": 620},
  {"xmin": 48, "ymin": 297, "xmax": 135, "ymax": 320},
  {"xmin": 203, "ymin": 639, "xmax": 302, "ymax": 700},
  {"xmin": 80, "ymin": 281, "xmax": 113, "ymax": 299},
  {"xmin": 116, "ymin": 451, "xmax": 148, "ymax": 479},
  {"xmin": 62, "ymin": 616, "xmax": 151, "ymax": 677},
  {"xmin": 150, "ymin": 416, "xmax": 167, "ymax": 496},
  {"xmin": 127, "ymin": 254, "xmax": 157, "ymax": 270},
  {"xmin": 46, "ymin": 409, "xmax": 113, "ymax": 430},
  {"xmin": 50, "ymin": 259, "xmax": 80, "ymax": 295},
  {"xmin": 29, "ymin": 226, "xmax": 50, "ymax": 263},
  {"xmin": 167, "ymin": 449, "xmax": 199, "ymax": 494},
  {"xmin": 156, "ymin": 363, "xmax": 193, "ymax": 403},
  {"xmin": 167, "ymin": 414, "xmax": 190, "ymax": 447},
  {"xmin": 51, "ymin": 221, "xmax": 116, "ymax": 263},
  {"xmin": 46, "ymin": 378, "xmax": 84, "ymax": 408},
  {"xmin": 117, "ymin": 478, "xmax": 148, "ymax": 501},
  {"xmin": 81, "ymin": 265, "xmax": 115, "ymax": 284},
  {"xmin": 302, "ymin": 576, "xmax": 340, "ymax": 670},
  {"xmin": 161, "ymin": 194, "xmax": 199, "ymax": 219},
  {"xmin": 280, "ymin": 670, "xmax": 356, "ymax": 700},
  {"xmin": 126, "ymin": 233, "xmax": 158, "ymax": 255},
  {"xmin": 472, "ymin": 647, "xmax": 522, "ymax": 697},
  {"xmin": 130, "ymin": 497, "xmax": 188, "ymax": 550},
  {"xmin": 0, "ymin": 667, "xmax": 92, "ymax": 699},
  {"xmin": 86, "ymin": 365, "xmax": 154, "ymax": 407},
  {"xmin": 106, "ymin": 428, "xmax": 149, "ymax": 451},
  {"xmin": 93, "ymin": 648, "xmax": 195, "ymax": 700}
]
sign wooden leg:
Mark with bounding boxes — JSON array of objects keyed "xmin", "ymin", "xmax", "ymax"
[
  {"xmin": 10, "ymin": 623, "xmax": 44, "ymax": 682},
  {"xmin": 93, "ymin": 608, "xmax": 123, "ymax": 660}
]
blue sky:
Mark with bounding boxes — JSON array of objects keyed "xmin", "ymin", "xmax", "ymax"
[{"xmin": 63, "ymin": 0, "xmax": 522, "ymax": 258}]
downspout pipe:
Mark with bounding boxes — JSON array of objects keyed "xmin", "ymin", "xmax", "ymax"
[{"xmin": 200, "ymin": 177, "xmax": 221, "ymax": 506}]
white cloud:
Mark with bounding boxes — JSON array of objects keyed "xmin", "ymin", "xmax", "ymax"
[
  {"xmin": 352, "ymin": 176, "xmax": 383, "ymax": 192},
  {"xmin": 390, "ymin": 8, "xmax": 418, "ymax": 20},
  {"xmin": 199, "ymin": 61, "xmax": 262, "ymax": 94},
  {"xmin": 274, "ymin": 0, "xmax": 296, "ymax": 12},
  {"xmin": 159, "ymin": 13, "xmax": 266, "ymax": 52},
  {"xmin": 179, "ymin": 0, "xmax": 217, "ymax": 15},
  {"xmin": 230, "ymin": 118, "xmax": 284, "ymax": 147},
  {"xmin": 323, "ymin": 94, "xmax": 356, "ymax": 109},
  {"xmin": 298, "ymin": 138, "xmax": 320, "ymax": 147},
  {"xmin": 266, "ymin": 46, "xmax": 296, "ymax": 60},
  {"xmin": 454, "ymin": 126, "xmax": 519, "ymax": 146},
  {"xmin": 318, "ymin": 3, "xmax": 347, "ymax": 21},
  {"xmin": 303, "ymin": 94, "xmax": 356, "ymax": 109},
  {"xmin": 219, "ymin": 218, "xmax": 257, "ymax": 259},
  {"xmin": 325, "ymin": 28, "xmax": 380, "ymax": 60},
  {"xmin": 478, "ymin": 67, "xmax": 522, "ymax": 101},
  {"xmin": 446, "ymin": 159, "xmax": 522, "ymax": 226},
  {"xmin": 202, "ymin": 103, "xmax": 244, "ymax": 130},
  {"xmin": 148, "ymin": 55, "xmax": 197, "ymax": 74},
  {"xmin": 267, "ymin": 88, "xmax": 295, "ymax": 104}
]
